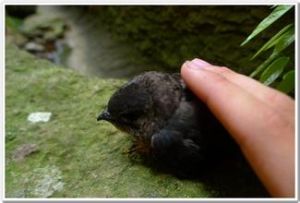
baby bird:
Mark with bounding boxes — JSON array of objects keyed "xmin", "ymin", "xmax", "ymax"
[{"xmin": 97, "ymin": 71, "xmax": 239, "ymax": 178}]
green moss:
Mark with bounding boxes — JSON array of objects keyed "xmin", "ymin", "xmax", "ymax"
[
  {"xmin": 5, "ymin": 16, "xmax": 23, "ymax": 31},
  {"xmin": 5, "ymin": 44, "xmax": 267, "ymax": 197},
  {"xmin": 80, "ymin": 6, "xmax": 293, "ymax": 75}
]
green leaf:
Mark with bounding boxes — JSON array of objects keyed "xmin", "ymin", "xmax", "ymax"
[
  {"xmin": 276, "ymin": 70, "xmax": 295, "ymax": 93},
  {"xmin": 241, "ymin": 5, "xmax": 293, "ymax": 46},
  {"xmin": 260, "ymin": 57, "xmax": 289, "ymax": 86},
  {"xmin": 250, "ymin": 25, "xmax": 294, "ymax": 78},
  {"xmin": 251, "ymin": 24, "xmax": 293, "ymax": 59},
  {"xmin": 250, "ymin": 52, "xmax": 277, "ymax": 77},
  {"xmin": 273, "ymin": 26, "xmax": 294, "ymax": 54}
]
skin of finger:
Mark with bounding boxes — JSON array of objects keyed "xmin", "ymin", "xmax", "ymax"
[
  {"xmin": 181, "ymin": 62, "xmax": 292, "ymax": 148},
  {"xmin": 197, "ymin": 64, "xmax": 295, "ymax": 152},
  {"xmin": 243, "ymin": 126, "xmax": 295, "ymax": 197},
  {"xmin": 190, "ymin": 60, "xmax": 294, "ymax": 123},
  {"xmin": 181, "ymin": 63, "xmax": 295, "ymax": 197}
]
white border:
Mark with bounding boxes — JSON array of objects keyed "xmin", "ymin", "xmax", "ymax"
[
  {"xmin": 294, "ymin": 2, "xmax": 298, "ymax": 201},
  {"xmin": 1, "ymin": 1, "xmax": 4, "ymax": 203},
  {"xmin": 1, "ymin": 197, "xmax": 298, "ymax": 201},
  {"xmin": 1, "ymin": 0, "xmax": 299, "ymax": 5},
  {"xmin": 1, "ymin": 1, "xmax": 298, "ymax": 202}
]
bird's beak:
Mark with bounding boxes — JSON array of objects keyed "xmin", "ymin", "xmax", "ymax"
[{"xmin": 97, "ymin": 109, "xmax": 112, "ymax": 121}]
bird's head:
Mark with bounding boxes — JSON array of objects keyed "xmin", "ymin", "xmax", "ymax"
[
  {"xmin": 98, "ymin": 71, "xmax": 182, "ymax": 137},
  {"xmin": 97, "ymin": 81, "xmax": 154, "ymax": 135}
]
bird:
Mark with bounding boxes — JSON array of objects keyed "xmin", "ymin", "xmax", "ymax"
[{"xmin": 97, "ymin": 71, "xmax": 241, "ymax": 178}]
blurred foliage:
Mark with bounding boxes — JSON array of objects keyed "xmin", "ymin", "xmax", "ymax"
[
  {"xmin": 5, "ymin": 15, "xmax": 28, "ymax": 46},
  {"xmin": 5, "ymin": 15, "xmax": 23, "ymax": 32},
  {"xmin": 241, "ymin": 5, "xmax": 294, "ymax": 95}
]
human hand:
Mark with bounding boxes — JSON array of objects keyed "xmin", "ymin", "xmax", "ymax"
[{"xmin": 181, "ymin": 58, "xmax": 295, "ymax": 197}]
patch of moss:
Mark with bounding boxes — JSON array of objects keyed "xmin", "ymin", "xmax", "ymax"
[
  {"xmin": 5, "ymin": 15, "xmax": 23, "ymax": 31},
  {"xmin": 5, "ymin": 44, "xmax": 267, "ymax": 197}
]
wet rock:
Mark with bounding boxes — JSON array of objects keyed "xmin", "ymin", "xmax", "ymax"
[
  {"xmin": 21, "ymin": 15, "xmax": 67, "ymax": 40},
  {"xmin": 24, "ymin": 42, "xmax": 44, "ymax": 52},
  {"xmin": 7, "ymin": 11, "xmax": 70, "ymax": 65}
]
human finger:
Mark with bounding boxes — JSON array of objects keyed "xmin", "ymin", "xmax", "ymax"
[
  {"xmin": 190, "ymin": 58, "xmax": 294, "ymax": 124},
  {"xmin": 181, "ymin": 61, "xmax": 294, "ymax": 196},
  {"xmin": 181, "ymin": 61, "xmax": 290, "ymax": 144}
]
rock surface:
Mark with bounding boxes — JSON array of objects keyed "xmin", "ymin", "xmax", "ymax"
[{"xmin": 5, "ymin": 44, "xmax": 268, "ymax": 197}]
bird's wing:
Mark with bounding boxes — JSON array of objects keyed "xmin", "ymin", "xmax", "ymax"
[
  {"xmin": 149, "ymin": 128, "xmax": 207, "ymax": 177},
  {"xmin": 150, "ymin": 128, "xmax": 204, "ymax": 160}
]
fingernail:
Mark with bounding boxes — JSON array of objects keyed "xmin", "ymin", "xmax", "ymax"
[
  {"xmin": 190, "ymin": 58, "xmax": 211, "ymax": 68},
  {"xmin": 185, "ymin": 61, "xmax": 202, "ymax": 70}
]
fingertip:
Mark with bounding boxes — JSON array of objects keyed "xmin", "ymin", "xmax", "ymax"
[
  {"xmin": 181, "ymin": 58, "xmax": 213, "ymax": 74},
  {"xmin": 181, "ymin": 59, "xmax": 209, "ymax": 80},
  {"xmin": 191, "ymin": 58, "xmax": 212, "ymax": 67},
  {"xmin": 180, "ymin": 60, "xmax": 190, "ymax": 79}
]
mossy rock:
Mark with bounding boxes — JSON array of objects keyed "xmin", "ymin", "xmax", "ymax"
[
  {"xmin": 21, "ymin": 12, "xmax": 67, "ymax": 40},
  {"xmin": 5, "ymin": 43, "xmax": 268, "ymax": 198}
]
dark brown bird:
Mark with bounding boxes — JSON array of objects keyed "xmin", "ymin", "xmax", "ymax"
[{"xmin": 97, "ymin": 71, "xmax": 240, "ymax": 178}]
